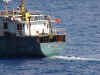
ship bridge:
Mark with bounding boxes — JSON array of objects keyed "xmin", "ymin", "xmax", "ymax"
[{"xmin": 24, "ymin": 14, "xmax": 51, "ymax": 36}]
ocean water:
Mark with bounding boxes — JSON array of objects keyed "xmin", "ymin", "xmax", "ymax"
[{"xmin": 0, "ymin": 0, "xmax": 100, "ymax": 75}]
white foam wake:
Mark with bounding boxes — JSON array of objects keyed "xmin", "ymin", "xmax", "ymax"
[{"xmin": 50, "ymin": 56, "xmax": 100, "ymax": 61}]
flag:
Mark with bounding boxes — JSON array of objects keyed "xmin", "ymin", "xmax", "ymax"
[{"xmin": 54, "ymin": 18, "xmax": 61, "ymax": 23}]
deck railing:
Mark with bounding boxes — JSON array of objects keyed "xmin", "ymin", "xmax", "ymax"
[
  {"xmin": 53, "ymin": 27, "xmax": 67, "ymax": 35},
  {"xmin": 0, "ymin": 10, "xmax": 21, "ymax": 16}
]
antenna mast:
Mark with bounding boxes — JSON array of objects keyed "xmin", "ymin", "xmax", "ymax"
[
  {"xmin": 5, "ymin": 2, "xmax": 8, "ymax": 16},
  {"xmin": 3, "ymin": 0, "xmax": 11, "ymax": 16}
]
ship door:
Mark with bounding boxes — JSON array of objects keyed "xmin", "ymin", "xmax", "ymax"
[
  {"xmin": 17, "ymin": 24, "xmax": 22, "ymax": 35},
  {"xmin": 3, "ymin": 22, "xmax": 8, "ymax": 36}
]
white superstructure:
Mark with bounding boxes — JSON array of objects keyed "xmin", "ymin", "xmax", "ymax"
[
  {"xmin": 0, "ymin": 0, "xmax": 62, "ymax": 37},
  {"xmin": 0, "ymin": 12, "xmax": 53, "ymax": 37},
  {"xmin": 24, "ymin": 15, "xmax": 51, "ymax": 36}
]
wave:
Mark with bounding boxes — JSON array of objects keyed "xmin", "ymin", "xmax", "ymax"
[{"xmin": 50, "ymin": 56, "xmax": 100, "ymax": 61}]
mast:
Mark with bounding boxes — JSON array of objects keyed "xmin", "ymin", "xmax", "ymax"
[
  {"xmin": 3, "ymin": 0, "xmax": 9, "ymax": 16},
  {"xmin": 21, "ymin": 0, "xmax": 25, "ymax": 13}
]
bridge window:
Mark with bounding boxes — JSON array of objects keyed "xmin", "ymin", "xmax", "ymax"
[
  {"xmin": 33, "ymin": 16, "xmax": 45, "ymax": 21},
  {"xmin": 44, "ymin": 16, "xmax": 49, "ymax": 20}
]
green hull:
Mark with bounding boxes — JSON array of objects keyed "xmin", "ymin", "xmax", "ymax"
[{"xmin": 41, "ymin": 42, "xmax": 66, "ymax": 57}]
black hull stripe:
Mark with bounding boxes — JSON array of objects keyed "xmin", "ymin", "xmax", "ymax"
[{"xmin": 0, "ymin": 36, "xmax": 46, "ymax": 58}]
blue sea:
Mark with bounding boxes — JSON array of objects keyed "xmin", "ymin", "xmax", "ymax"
[{"xmin": 0, "ymin": 0, "xmax": 100, "ymax": 75}]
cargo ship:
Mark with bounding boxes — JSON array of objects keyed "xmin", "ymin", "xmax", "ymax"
[{"xmin": 0, "ymin": 0, "xmax": 66, "ymax": 58}]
